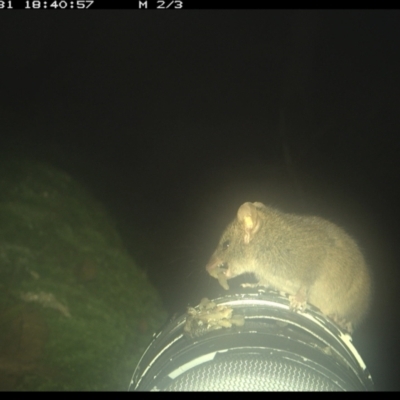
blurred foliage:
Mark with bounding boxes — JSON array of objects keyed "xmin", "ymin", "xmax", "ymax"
[{"xmin": 0, "ymin": 157, "xmax": 167, "ymax": 390}]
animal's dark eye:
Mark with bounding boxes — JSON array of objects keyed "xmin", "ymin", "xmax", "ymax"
[{"xmin": 222, "ymin": 240, "xmax": 230, "ymax": 250}]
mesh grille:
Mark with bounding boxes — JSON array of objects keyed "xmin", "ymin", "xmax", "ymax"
[{"xmin": 163, "ymin": 353, "xmax": 343, "ymax": 391}]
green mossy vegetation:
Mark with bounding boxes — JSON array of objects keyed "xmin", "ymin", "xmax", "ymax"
[{"xmin": 0, "ymin": 158, "xmax": 167, "ymax": 390}]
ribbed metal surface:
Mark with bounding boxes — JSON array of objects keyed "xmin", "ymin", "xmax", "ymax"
[
  {"xmin": 164, "ymin": 354, "xmax": 342, "ymax": 391},
  {"xmin": 131, "ymin": 292, "xmax": 373, "ymax": 391}
]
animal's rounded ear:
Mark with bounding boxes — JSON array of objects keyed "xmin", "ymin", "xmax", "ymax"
[{"xmin": 237, "ymin": 202, "xmax": 261, "ymax": 244}]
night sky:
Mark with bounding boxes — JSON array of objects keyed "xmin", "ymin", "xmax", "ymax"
[{"xmin": 1, "ymin": 10, "xmax": 400, "ymax": 390}]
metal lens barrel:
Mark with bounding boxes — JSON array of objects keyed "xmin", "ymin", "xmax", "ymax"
[{"xmin": 129, "ymin": 291, "xmax": 373, "ymax": 391}]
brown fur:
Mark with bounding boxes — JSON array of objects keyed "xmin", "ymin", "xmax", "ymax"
[{"xmin": 206, "ymin": 202, "xmax": 371, "ymax": 333}]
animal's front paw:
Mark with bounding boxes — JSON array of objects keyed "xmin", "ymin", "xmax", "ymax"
[
  {"xmin": 289, "ymin": 287, "xmax": 308, "ymax": 312},
  {"xmin": 289, "ymin": 295, "xmax": 307, "ymax": 311},
  {"xmin": 217, "ymin": 271, "xmax": 229, "ymax": 290}
]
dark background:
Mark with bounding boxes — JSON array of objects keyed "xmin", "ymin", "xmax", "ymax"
[{"xmin": 1, "ymin": 10, "xmax": 399, "ymax": 390}]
